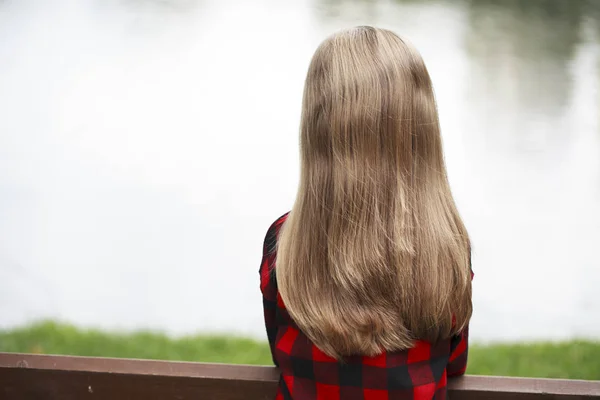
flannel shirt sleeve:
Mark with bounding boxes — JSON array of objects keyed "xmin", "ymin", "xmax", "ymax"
[
  {"xmin": 259, "ymin": 220, "xmax": 280, "ymax": 367},
  {"xmin": 448, "ymin": 324, "xmax": 469, "ymax": 377},
  {"xmin": 448, "ymin": 266, "xmax": 474, "ymax": 377}
]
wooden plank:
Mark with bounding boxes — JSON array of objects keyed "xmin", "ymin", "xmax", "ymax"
[
  {"xmin": 0, "ymin": 353, "xmax": 278, "ymax": 400},
  {"xmin": 450, "ymin": 375, "xmax": 600, "ymax": 400},
  {"xmin": 0, "ymin": 353, "xmax": 598, "ymax": 399}
]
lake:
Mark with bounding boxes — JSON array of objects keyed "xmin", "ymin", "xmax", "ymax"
[{"xmin": 0, "ymin": 0, "xmax": 599, "ymax": 342}]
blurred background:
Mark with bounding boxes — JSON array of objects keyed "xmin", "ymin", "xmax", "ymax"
[{"xmin": 0, "ymin": 0, "xmax": 599, "ymax": 378}]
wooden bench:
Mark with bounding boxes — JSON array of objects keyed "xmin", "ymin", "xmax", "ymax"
[{"xmin": 1, "ymin": 353, "xmax": 598, "ymax": 399}]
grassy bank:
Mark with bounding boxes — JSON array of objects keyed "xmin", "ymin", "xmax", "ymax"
[{"xmin": 1, "ymin": 321, "xmax": 598, "ymax": 380}]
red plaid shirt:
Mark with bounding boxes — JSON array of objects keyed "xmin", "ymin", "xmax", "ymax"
[{"xmin": 260, "ymin": 213, "xmax": 471, "ymax": 400}]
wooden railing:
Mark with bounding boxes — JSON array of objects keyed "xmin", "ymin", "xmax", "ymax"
[{"xmin": 0, "ymin": 353, "xmax": 599, "ymax": 399}]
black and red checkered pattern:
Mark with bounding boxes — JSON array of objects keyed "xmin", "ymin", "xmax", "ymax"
[{"xmin": 260, "ymin": 213, "xmax": 471, "ymax": 400}]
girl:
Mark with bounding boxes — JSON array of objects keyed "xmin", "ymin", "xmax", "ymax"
[{"xmin": 260, "ymin": 26, "xmax": 473, "ymax": 400}]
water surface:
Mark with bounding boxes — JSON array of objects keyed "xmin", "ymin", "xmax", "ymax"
[{"xmin": 1, "ymin": 0, "xmax": 599, "ymax": 342}]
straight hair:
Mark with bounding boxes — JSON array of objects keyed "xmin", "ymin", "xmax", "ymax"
[{"xmin": 276, "ymin": 26, "xmax": 472, "ymax": 359}]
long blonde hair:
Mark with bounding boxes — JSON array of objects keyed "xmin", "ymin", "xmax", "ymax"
[{"xmin": 276, "ymin": 26, "xmax": 472, "ymax": 359}]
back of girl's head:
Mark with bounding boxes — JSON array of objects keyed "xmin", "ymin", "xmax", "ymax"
[{"xmin": 276, "ymin": 26, "xmax": 472, "ymax": 359}]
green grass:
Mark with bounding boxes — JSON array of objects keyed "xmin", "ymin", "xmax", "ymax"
[
  {"xmin": 1, "ymin": 321, "xmax": 598, "ymax": 380},
  {"xmin": 469, "ymin": 341, "xmax": 600, "ymax": 380}
]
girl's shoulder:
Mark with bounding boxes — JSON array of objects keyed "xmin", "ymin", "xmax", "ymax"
[
  {"xmin": 260, "ymin": 212, "xmax": 289, "ymax": 291},
  {"xmin": 262, "ymin": 212, "xmax": 290, "ymax": 256}
]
